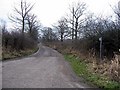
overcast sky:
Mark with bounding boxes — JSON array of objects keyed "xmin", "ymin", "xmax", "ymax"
[{"xmin": 0, "ymin": 0, "xmax": 119, "ymax": 28}]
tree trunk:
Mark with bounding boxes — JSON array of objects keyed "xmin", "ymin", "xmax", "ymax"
[
  {"xmin": 22, "ymin": 18, "xmax": 25, "ymax": 34},
  {"xmin": 75, "ymin": 18, "xmax": 78, "ymax": 40},
  {"xmin": 72, "ymin": 7, "xmax": 74, "ymax": 40},
  {"xmin": 61, "ymin": 33, "xmax": 63, "ymax": 42}
]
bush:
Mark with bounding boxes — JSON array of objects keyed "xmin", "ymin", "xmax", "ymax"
[{"xmin": 2, "ymin": 30, "xmax": 37, "ymax": 51}]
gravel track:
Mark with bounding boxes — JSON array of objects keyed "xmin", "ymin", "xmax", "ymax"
[{"xmin": 2, "ymin": 45, "xmax": 93, "ymax": 88}]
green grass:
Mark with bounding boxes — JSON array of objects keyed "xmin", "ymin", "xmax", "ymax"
[{"xmin": 64, "ymin": 54, "xmax": 120, "ymax": 90}]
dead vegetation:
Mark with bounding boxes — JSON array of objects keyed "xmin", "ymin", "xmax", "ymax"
[
  {"xmin": 2, "ymin": 46, "xmax": 38, "ymax": 60},
  {"xmin": 44, "ymin": 42, "xmax": 120, "ymax": 83}
]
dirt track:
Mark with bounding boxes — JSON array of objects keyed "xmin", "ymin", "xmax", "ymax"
[{"xmin": 2, "ymin": 45, "xmax": 93, "ymax": 88}]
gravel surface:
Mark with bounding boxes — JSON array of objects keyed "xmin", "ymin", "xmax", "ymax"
[{"xmin": 2, "ymin": 45, "xmax": 93, "ymax": 88}]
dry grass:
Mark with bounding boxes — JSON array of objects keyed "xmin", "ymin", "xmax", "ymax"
[
  {"xmin": 45, "ymin": 42, "xmax": 120, "ymax": 83},
  {"xmin": 109, "ymin": 54, "xmax": 119, "ymax": 82},
  {"xmin": 2, "ymin": 47, "xmax": 38, "ymax": 60},
  {"xmin": 88, "ymin": 54, "xmax": 119, "ymax": 82}
]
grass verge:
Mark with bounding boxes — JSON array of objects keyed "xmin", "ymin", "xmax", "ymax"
[
  {"xmin": 2, "ymin": 47, "xmax": 38, "ymax": 60},
  {"xmin": 64, "ymin": 54, "xmax": 120, "ymax": 90}
]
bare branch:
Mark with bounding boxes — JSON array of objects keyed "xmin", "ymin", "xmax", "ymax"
[{"xmin": 9, "ymin": 0, "xmax": 34, "ymax": 33}]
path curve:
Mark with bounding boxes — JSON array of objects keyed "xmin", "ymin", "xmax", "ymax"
[{"xmin": 2, "ymin": 45, "xmax": 93, "ymax": 88}]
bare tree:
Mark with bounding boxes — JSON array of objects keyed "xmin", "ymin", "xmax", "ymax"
[
  {"xmin": 112, "ymin": 1, "xmax": 120, "ymax": 52},
  {"xmin": 68, "ymin": 2, "xmax": 86, "ymax": 40},
  {"xmin": 41, "ymin": 27, "xmax": 57, "ymax": 42},
  {"xmin": 71, "ymin": 7, "xmax": 75, "ymax": 40},
  {"xmin": 9, "ymin": 0, "xmax": 34, "ymax": 34},
  {"xmin": 26, "ymin": 14, "xmax": 36, "ymax": 34},
  {"xmin": 26, "ymin": 14, "xmax": 40, "ymax": 41},
  {"xmin": 9, "ymin": 0, "xmax": 34, "ymax": 49},
  {"xmin": 0, "ymin": 19, "xmax": 8, "ymax": 48},
  {"xmin": 54, "ymin": 18, "xmax": 68, "ymax": 42},
  {"xmin": 0, "ymin": 19, "xmax": 7, "ymax": 34},
  {"xmin": 113, "ymin": 1, "xmax": 120, "ymax": 19}
]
